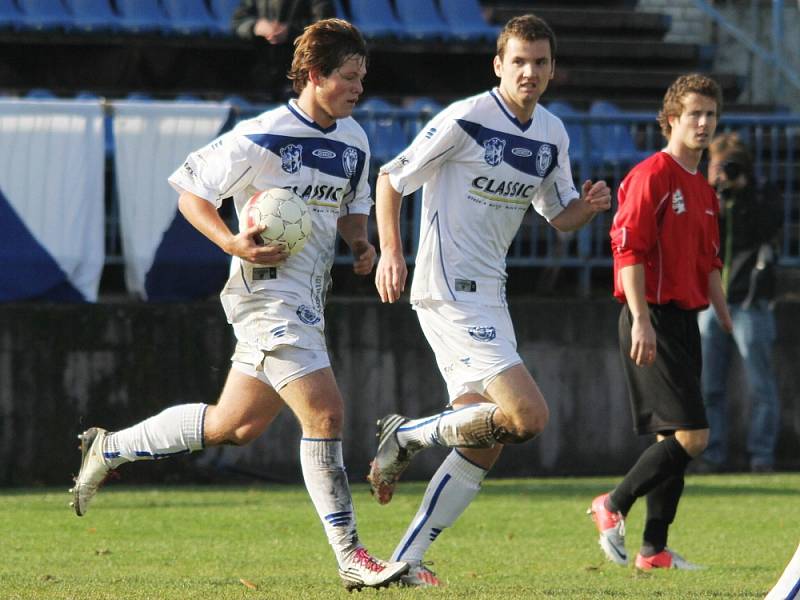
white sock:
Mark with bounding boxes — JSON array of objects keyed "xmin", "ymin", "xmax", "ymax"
[
  {"xmin": 766, "ymin": 542, "xmax": 800, "ymax": 600},
  {"xmin": 396, "ymin": 403, "xmax": 497, "ymax": 449},
  {"xmin": 300, "ymin": 439, "xmax": 359, "ymax": 567},
  {"xmin": 391, "ymin": 450, "xmax": 487, "ymax": 562},
  {"xmin": 103, "ymin": 404, "xmax": 207, "ymax": 468}
]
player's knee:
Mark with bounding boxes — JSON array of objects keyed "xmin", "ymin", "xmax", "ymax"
[
  {"xmin": 303, "ymin": 411, "xmax": 342, "ymax": 438},
  {"xmin": 493, "ymin": 405, "xmax": 549, "ymax": 444},
  {"xmin": 676, "ymin": 429, "xmax": 709, "ymax": 458}
]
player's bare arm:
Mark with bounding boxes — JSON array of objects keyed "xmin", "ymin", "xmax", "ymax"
[
  {"xmin": 707, "ymin": 269, "xmax": 733, "ymax": 333},
  {"xmin": 337, "ymin": 213, "xmax": 376, "ymax": 275},
  {"xmin": 620, "ymin": 263, "xmax": 657, "ymax": 367},
  {"xmin": 177, "ymin": 191, "xmax": 288, "ymax": 265},
  {"xmin": 374, "ymin": 172, "xmax": 407, "ymax": 303},
  {"xmin": 550, "ymin": 179, "xmax": 611, "ymax": 232}
]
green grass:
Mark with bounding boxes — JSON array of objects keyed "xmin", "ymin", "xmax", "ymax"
[{"xmin": 1, "ymin": 475, "xmax": 798, "ymax": 599}]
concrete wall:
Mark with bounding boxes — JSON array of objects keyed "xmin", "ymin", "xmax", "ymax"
[
  {"xmin": 2, "ymin": 298, "xmax": 798, "ymax": 486},
  {"xmin": 636, "ymin": 0, "xmax": 711, "ymax": 44}
]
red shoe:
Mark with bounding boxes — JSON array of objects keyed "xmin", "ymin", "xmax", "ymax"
[
  {"xmin": 587, "ymin": 493, "xmax": 627, "ymax": 566},
  {"xmin": 635, "ymin": 548, "xmax": 703, "ymax": 570}
]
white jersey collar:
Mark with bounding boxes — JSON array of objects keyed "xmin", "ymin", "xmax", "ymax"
[
  {"xmin": 287, "ymin": 99, "xmax": 338, "ymax": 134},
  {"xmin": 490, "ymin": 88, "xmax": 533, "ymax": 132}
]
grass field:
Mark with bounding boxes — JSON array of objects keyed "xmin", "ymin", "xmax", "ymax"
[{"xmin": 1, "ymin": 474, "xmax": 798, "ymax": 599}]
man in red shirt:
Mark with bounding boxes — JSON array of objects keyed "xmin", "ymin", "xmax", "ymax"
[{"xmin": 588, "ymin": 73, "xmax": 733, "ymax": 570}]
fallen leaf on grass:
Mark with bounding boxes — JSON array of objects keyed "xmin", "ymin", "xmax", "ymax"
[
  {"xmin": 95, "ymin": 548, "xmax": 111, "ymax": 555},
  {"xmin": 240, "ymin": 578, "xmax": 258, "ymax": 590}
]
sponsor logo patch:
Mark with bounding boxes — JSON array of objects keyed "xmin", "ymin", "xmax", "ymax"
[
  {"xmin": 296, "ymin": 305, "xmax": 321, "ymax": 325},
  {"xmin": 512, "ymin": 147, "xmax": 533, "ymax": 157},
  {"xmin": 312, "ymin": 148, "xmax": 336, "ymax": 159},
  {"xmin": 468, "ymin": 326, "xmax": 497, "ymax": 342}
]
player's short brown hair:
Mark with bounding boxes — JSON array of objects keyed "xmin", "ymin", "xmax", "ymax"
[
  {"xmin": 657, "ymin": 73, "xmax": 722, "ymax": 140},
  {"xmin": 287, "ymin": 18, "xmax": 367, "ymax": 94},
  {"xmin": 709, "ymin": 132, "xmax": 753, "ymax": 174},
  {"xmin": 497, "ymin": 14, "xmax": 556, "ymax": 60}
]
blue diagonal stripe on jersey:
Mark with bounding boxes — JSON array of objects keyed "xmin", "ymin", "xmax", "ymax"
[
  {"xmin": 244, "ymin": 134, "xmax": 366, "ymax": 188},
  {"xmin": 456, "ymin": 119, "xmax": 558, "ymax": 179}
]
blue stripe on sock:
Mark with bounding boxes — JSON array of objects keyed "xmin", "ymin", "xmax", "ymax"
[
  {"xmin": 454, "ymin": 449, "xmax": 489, "ymax": 471},
  {"xmin": 199, "ymin": 404, "xmax": 208, "ymax": 450},
  {"xmin": 398, "ymin": 415, "xmax": 440, "ymax": 432},
  {"xmin": 301, "ymin": 437, "xmax": 342, "ymax": 442},
  {"xmin": 396, "ymin": 473, "xmax": 451, "ymax": 560},
  {"xmin": 786, "ymin": 576, "xmax": 800, "ymax": 599}
]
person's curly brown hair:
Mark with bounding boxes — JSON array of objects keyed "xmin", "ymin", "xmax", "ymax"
[
  {"xmin": 287, "ymin": 18, "xmax": 367, "ymax": 95},
  {"xmin": 657, "ymin": 73, "xmax": 722, "ymax": 140}
]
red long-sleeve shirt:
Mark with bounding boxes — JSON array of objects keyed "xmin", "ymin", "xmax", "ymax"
[{"xmin": 610, "ymin": 151, "xmax": 723, "ymax": 310}]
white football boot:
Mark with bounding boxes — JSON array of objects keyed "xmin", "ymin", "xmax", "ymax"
[
  {"xmin": 70, "ymin": 427, "xmax": 111, "ymax": 516},
  {"xmin": 367, "ymin": 414, "xmax": 419, "ymax": 504},
  {"xmin": 338, "ymin": 547, "xmax": 408, "ymax": 591}
]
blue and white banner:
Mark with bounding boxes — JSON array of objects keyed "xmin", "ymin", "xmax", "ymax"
[
  {"xmin": 112, "ymin": 101, "xmax": 231, "ymax": 301},
  {"xmin": 0, "ymin": 99, "xmax": 105, "ymax": 302}
]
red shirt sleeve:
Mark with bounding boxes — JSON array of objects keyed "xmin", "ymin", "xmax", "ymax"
[{"xmin": 610, "ymin": 163, "xmax": 665, "ymax": 268}]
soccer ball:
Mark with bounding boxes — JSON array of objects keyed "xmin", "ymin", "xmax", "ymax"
[{"xmin": 242, "ymin": 188, "xmax": 312, "ymax": 256}]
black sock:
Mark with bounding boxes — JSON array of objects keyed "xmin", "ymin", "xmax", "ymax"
[
  {"xmin": 609, "ymin": 436, "xmax": 691, "ymax": 515},
  {"xmin": 641, "ymin": 473, "xmax": 686, "ymax": 555}
]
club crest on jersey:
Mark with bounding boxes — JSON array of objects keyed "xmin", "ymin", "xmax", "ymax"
[
  {"xmin": 483, "ymin": 137, "xmax": 506, "ymax": 167},
  {"xmin": 536, "ymin": 144, "xmax": 553, "ymax": 176},
  {"xmin": 280, "ymin": 144, "xmax": 303, "ymax": 174},
  {"xmin": 468, "ymin": 326, "xmax": 497, "ymax": 342},
  {"xmin": 342, "ymin": 147, "xmax": 359, "ymax": 178},
  {"xmin": 672, "ymin": 188, "xmax": 686, "ymax": 214},
  {"xmin": 296, "ymin": 305, "xmax": 321, "ymax": 325}
]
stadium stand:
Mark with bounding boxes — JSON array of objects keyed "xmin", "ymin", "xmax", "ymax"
[
  {"xmin": 346, "ymin": 0, "xmax": 407, "ymax": 40},
  {"xmin": 115, "ymin": 0, "xmax": 170, "ymax": 34},
  {"xmin": 207, "ymin": 0, "xmax": 239, "ymax": 34},
  {"xmin": 67, "ymin": 0, "xmax": 121, "ymax": 33},
  {"xmin": 161, "ymin": 0, "xmax": 219, "ymax": 36},
  {"xmin": 393, "ymin": 0, "xmax": 453, "ymax": 42},
  {"xmin": 438, "ymin": 0, "xmax": 499, "ymax": 42},
  {"xmin": 0, "ymin": 0, "xmax": 23, "ymax": 30},
  {"xmin": 18, "ymin": 0, "xmax": 73, "ymax": 31}
]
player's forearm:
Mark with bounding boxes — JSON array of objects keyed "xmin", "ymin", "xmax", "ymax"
[
  {"xmin": 620, "ymin": 264, "xmax": 650, "ymax": 322},
  {"xmin": 550, "ymin": 197, "xmax": 594, "ymax": 232},
  {"xmin": 337, "ymin": 213, "xmax": 369, "ymax": 248},
  {"xmin": 376, "ymin": 173, "xmax": 404, "ymax": 254},
  {"xmin": 177, "ymin": 192, "xmax": 235, "ymax": 254}
]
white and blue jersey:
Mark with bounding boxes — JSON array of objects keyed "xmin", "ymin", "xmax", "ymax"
[
  {"xmin": 382, "ymin": 89, "xmax": 579, "ymax": 307},
  {"xmin": 169, "ymin": 99, "xmax": 372, "ymax": 350}
]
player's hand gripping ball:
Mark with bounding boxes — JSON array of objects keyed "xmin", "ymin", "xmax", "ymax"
[{"xmin": 242, "ymin": 188, "xmax": 312, "ymax": 256}]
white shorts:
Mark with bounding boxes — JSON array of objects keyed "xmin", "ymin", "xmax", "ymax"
[
  {"xmin": 231, "ymin": 340, "xmax": 331, "ymax": 391},
  {"xmin": 413, "ymin": 299, "xmax": 522, "ymax": 402}
]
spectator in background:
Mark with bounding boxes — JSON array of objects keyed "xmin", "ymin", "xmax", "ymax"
[
  {"xmin": 232, "ymin": 0, "xmax": 334, "ymax": 44},
  {"xmin": 696, "ymin": 132, "xmax": 783, "ymax": 473}
]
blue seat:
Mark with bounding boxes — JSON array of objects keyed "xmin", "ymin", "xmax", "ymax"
[
  {"xmin": 438, "ymin": 0, "xmax": 499, "ymax": 42},
  {"xmin": 357, "ymin": 97, "xmax": 409, "ymax": 164},
  {"xmin": 64, "ymin": 0, "xmax": 120, "ymax": 31},
  {"xmin": 174, "ymin": 93, "xmax": 204, "ymax": 102},
  {"xmin": 115, "ymin": 0, "xmax": 169, "ymax": 33},
  {"xmin": 406, "ymin": 96, "xmax": 443, "ymax": 135},
  {"xmin": 546, "ymin": 101, "xmax": 598, "ymax": 167},
  {"xmin": 0, "ymin": 0, "xmax": 25, "ymax": 29},
  {"xmin": 588, "ymin": 100, "xmax": 649, "ymax": 166},
  {"xmin": 347, "ymin": 0, "xmax": 406, "ymax": 39},
  {"xmin": 161, "ymin": 0, "xmax": 218, "ymax": 35},
  {"xmin": 330, "ymin": 0, "xmax": 347, "ymax": 19},
  {"xmin": 394, "ymin": 0, "xmax": 451, "ymax": 41},
  {"xmin": 25, "ymin": 88, "xmax": 57, "ymax": 98},
  {"xmin": 207, "ymin": 0, "xmax": 239, "ymax": 34},
  {"xmin": 18, "ymin": 0, "xmax": 74, "ymax": 31},
  {"xmin": 126, "ymin": 92, "xmax": 154, "ymax": 101}
]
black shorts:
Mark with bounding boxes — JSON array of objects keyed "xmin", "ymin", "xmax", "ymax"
[{"xmin": 618, "ymin": 303, "xmax": 708, "ymax": 435}]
